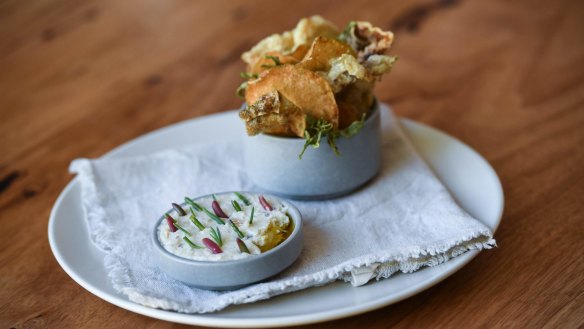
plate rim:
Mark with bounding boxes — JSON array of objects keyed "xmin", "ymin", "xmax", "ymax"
[{"xmin": 48, "ymin": 110, "xmax": 503, "ymax": 328}]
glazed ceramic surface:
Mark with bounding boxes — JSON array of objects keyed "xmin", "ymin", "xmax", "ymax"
[
  {"xmin": 243, "ymin": 102, "xmax": 381, "ymax": 200},
  {"xmin": 152, "ymin": 192, "xmax": 303, "ymax": 290},
  {"xmin": 48, "ymin": 106, "xmax": 503, "ymax": 327}
]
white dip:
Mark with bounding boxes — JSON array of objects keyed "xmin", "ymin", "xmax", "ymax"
[{"xmin": 157, "ymin": 193, "xmax": 291, "ymax": 261}]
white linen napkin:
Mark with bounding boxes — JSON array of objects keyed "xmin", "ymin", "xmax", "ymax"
[{"xmin": 69, "ymin": 106, "xmax": 495, "ymax": 313}]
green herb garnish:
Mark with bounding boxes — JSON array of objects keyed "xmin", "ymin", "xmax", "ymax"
[
  {"xmin": 338, "ymin": 21, "xmax": 357, "ymax": 42},
  {"xmin": 189, "ymin": 207, "xmax": 205, "ymax": 231},
  {"xmin": 172, "ymin": 221, "xmax": 191, "ymax": 236},
  {"xmin": 338, "ymin": 113, "xmax": 366, "ymax": 138},
  {"xmin": 261, "ymin": 55, "xmax": 282, "ymax": 68},
  {"xmin": 183, "ymin": 236, "xmax": 203, "ymax": 249},
  {"xmin": 299, "ymin": 117, "xmax": 333, "ymax": 159},
  {"xmin": 234, "ymin": 192, "xmax": 251, "ymax": 206},
  {"xmin": 249, "ymin": 207, "xmax": 255, "ymax": 225},
  {"xmin": 185, "ymin": 197, "xmax": 203, "ymax": 212},
  {"xmin": 209, "ymin": 226, "xmax": 223, "ymax": 247},
  {"xmin": 203, "ymin": 207, "xmax": 226, "ymax": 225},
  {"xmin": 236, "ymin": 81, "xmax": 247, "ymax": 99},
  {"xmin": 232, "ymin": 200, "xmax": 242, "ymax": 212},
  {"xmin": 299, "ymin": 114, "xmax": 366, "ymax": 159},
  {"xmin": 240, "ymin": 72, "xmax": 259, "ymax": 80},
  {"xmin": 228, "ymin": 220, "xmax": 245, "ymax": 239}
]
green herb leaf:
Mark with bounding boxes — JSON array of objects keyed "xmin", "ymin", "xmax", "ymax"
[
  {"xmin": 261, "ymin": 55, "xmax": 282, "ymax": 68},
  {"xmin": 189, "ymin": 207, "xmax": 205, "ymax": 231},
  {"xmin": 228, "ymin": 220, "xmax": 245, "ymax": 239},
  {"xmin": 326, "ymin": 133, "xmax": 340, "ymax": 156},
  {"xmin": 234, "ymin": 192, "xmax": 251, "ymax": 206},
  {"xmin": 240, "ymin": 72, "xmax": 259, "ymax": 80},
  {"xmin": 338, "ymin": 21, "xmax": 357, "ymax": 42},
  {"xmin": 203, "ymin": 207, "xmax": 226, "ymax": 225},
  {"xmin": 236, "ymin": 81, "xmax": 248, "ymax": 99},
  {"xmin": 185, "ymin": 197, "xmax": 203, "ymax": 212},
  {"xmin": 249, "ymin": 206, "xmax": 255, "ymax": 225},
  {"xmin": 232, "ymin": 200, "xmax": 242, "ymax": 212},
  {"xmin": 338, "ymin": 113, "xmax": 366, "ymax": 138},
  {"xmin": 299, "ymin": 117, "xmax": 333, "ymax": 159},
  {"xmin": 209, "ymin": 226, "xmax": 223, "ymax": 247},
  {"xmin": 172, "ymin": 221, "xmax": 191, "ymax": 236},
  {"xmin": 299, "ymin": 113, "xmax": 367, "ymax": 159},
  {"xmin": 183, "ymin": 236, "xmax": 203, "ymax": 249}
]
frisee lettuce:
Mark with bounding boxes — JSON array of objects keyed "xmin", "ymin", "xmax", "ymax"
[{"xmin": 298, "ymin": 113, "xmax": 366, "ymax": 159}]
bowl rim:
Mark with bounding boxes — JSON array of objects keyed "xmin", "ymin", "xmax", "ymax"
[
  {"xmin": 151, "ymin": 191, "xmax": 302, "ymax": 266},
  {"xmin": 242, "ymin": 99, "xmax": 380, "ymax": 143}
]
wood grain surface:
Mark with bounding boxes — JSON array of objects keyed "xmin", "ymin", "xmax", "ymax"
[{"xmin": 1, "ymin": 0, "xmax": 583, "ymax": 328}]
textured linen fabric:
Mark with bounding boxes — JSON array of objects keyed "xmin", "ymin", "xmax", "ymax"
[{"xmin": 70, "ymin": 107, "xmax": 495, "ymax": 313}]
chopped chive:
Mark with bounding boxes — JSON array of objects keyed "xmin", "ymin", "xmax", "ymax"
[
  {"xmin": 183, "ymin": 236, "xmax": 203, "ymax": 249},
  {"xmin": 249, "ymin": 207, "xmax": 255, "ymax": 225},
  {"xmin": 232, "ymin": 200, "xmax": 242, "ymax": 212},
  {"xmin": 189, "ymin": 207, "xmax": 205, "ymax": 231},
  {"xmin": 212, "ymin": 194, "xmax": 217, "ymax": 201},
  {"xmin": 228, "ymin": 220, "xmax": 245, "ymax": 239},
  {"xmin": 172, "ymin": 203, "xmax": 186, "ymax": 216},
  {"xmin": 203, "ymin": 207, "xmax": 226, "ymax": 225},
  {"xmin": 173, "ymin": 221, "xmax": 191, "ymax": 236},
  {"xmin": 234, "ymin": 192, "xmax": 251, "ymax": 206},
  {"xmin": 185, "ymin": 197, "xmax": 203, "ymax": 212},
  {"xmin": 240, "ymin": 72, "xmax": 258, "ymax": 80},
  {"xmin": 209, "ymin": 226, "xmax": 223, "ymax": 247},
  {"xmin": 261, "ymin": 55, "xmax": 281, "ymax": 67}
]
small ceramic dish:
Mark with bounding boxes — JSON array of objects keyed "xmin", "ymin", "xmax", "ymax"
[
  {"xmin": 151, "ymin": 192, "xmax": 303, "ymax": 290},
  {"xmin": 243, "ymin": 101, "xmax": 381, "ymax": 200}
]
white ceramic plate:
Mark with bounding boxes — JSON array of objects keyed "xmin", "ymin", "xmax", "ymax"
[{"xmin": 48, "ymin": 106, "xmax": 503, "ymax": 328}]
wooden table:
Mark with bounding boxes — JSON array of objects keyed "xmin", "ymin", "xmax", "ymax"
[{"xmin": 1, "ymin": 0, "xmax": 583, "ymax": 327}]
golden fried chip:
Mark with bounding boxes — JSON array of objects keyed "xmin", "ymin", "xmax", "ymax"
[
  {"xmin": 247, "ymin": 45, "xmax": 308, "ymax": 75},
  {"xmin": 241, "ymin": 15, "xmax": 339, "ymax": 67},
  {"xmin": 298, "ymin": 37, "xmax": 356, "ymax": 72},
  {"xmin": 239, "ymin": 90, "xmax": 306, "ymax": 137},
  {"xmin": 292, "ymin": 15, "xmax": 339, "ymax": 46},
  {"xmin": 246, "ymin": 65, "xmax": 339, "ymax": 129}
]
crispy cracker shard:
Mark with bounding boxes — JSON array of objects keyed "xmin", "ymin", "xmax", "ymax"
[
  {"xmin": 239, "ymin": 90, "xmax": 306, "ymax": 137},
  {"xmin": 245, "ymin": 64, "xmax": 339, "ymax": 130},
  {"xmin": 298, "ymin": 36, "xmax": 355, "ymax": 72},
  {"xmin": 339, "ymin": 21, "xmax": 394, "ymax": 61},
  {"xmin": 242, "ymin": 15, "xmax": 339, "ymax": 72},
  {"xmin": 237, "ymin": 17, "xmax": 397, "ymax": 156}
]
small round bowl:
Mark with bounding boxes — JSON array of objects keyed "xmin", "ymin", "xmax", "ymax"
[
  {"xmin": 243, "ymin": 101, "xmax": 381, "ymax": 200},
  {"xmin": 151, "ymin": 192, "xmax": 303, "ymax": 291}
]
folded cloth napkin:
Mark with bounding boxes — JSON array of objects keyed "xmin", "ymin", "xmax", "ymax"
[{"xmin": 70, "ymin": 106, "xmax": 495, "ymax": 313}]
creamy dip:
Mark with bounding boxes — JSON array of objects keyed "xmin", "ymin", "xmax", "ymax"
[{"xmin": 157, "ymin": 193, "xmax": 291, "ymax": 261}]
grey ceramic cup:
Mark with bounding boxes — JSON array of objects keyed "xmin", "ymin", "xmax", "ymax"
[
  {"xmin": 244, "ymin": 101, "xmax": 381, "ymax": 200},
  {"xmin": 151, "ymin": 192, "xmax": 303, "ymax": 291}
]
